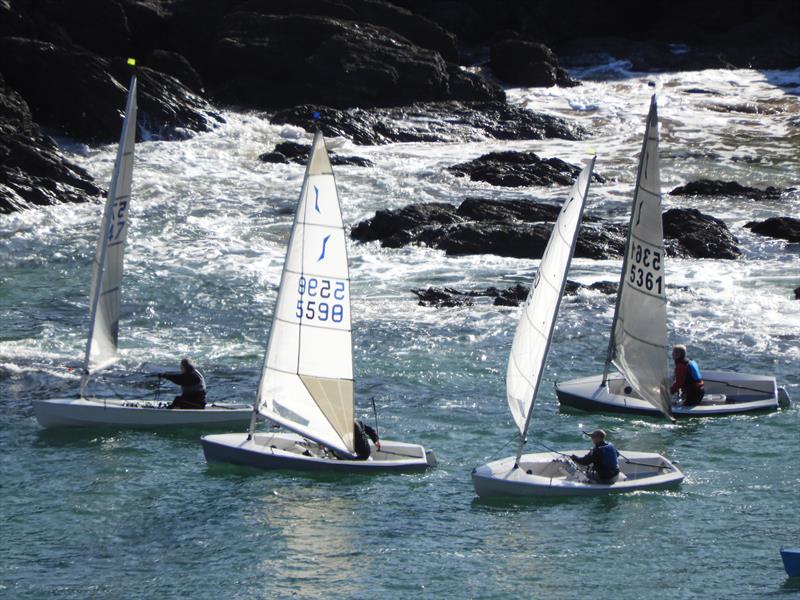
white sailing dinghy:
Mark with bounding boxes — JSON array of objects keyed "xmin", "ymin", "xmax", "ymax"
[
  {"xmin": 202, "ymin": 131, "xmax": 435, "ymax": 473},
  {"xmin": 555, "ymin": 95, "xmax": 787, "ymax": 418},
  {"xmin": 32, "ymin": 68, "xmax": 251, "ymax": 428},
  {"xmin": 472, "ymin": 157, "xmax": 684, "ymax": 498}
]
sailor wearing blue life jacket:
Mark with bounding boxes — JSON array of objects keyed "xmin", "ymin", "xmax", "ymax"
[
  {"xmin": 159, "ymin": 358, "xmax": 207, "ymax": 409},
  {"xmin": 670, "ymin": 344, "xmax": 705, "ymax": 406},
  {"xmin": 571, "ymin": 429, "xmax": 620, "ymax": 483}
]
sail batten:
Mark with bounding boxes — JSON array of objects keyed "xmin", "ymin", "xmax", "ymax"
[
  {"xmin": 506, "ymin": 158, "xmax": 596, "ymax": 443},
  {"xmin": 256, "ymin": 131, "xmax": 356, "ymax": 457},
  {"xmin": 80, "ymin": 74, "xmax": 137, "ymax": 392},
  {"xmin": 606, "ymin": 95, "xmax": 672, "ymax": 418}
]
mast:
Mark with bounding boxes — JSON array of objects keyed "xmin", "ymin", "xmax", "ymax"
[
  {"xmin": 602, "ymin": 94, "xmax": 657, "ymax": 386},
  {"xmin": 511, "ymin": 157, "xmax": 596, "ymax": 466}
]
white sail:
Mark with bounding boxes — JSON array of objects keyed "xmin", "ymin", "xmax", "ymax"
[
  {"xmin": 80, "ymin": 74, "xmax": 137, "ymax": 392},
  {"xmin": 606, "ymin": 95, "xmax": 672, "ymax": 418},
  {"xmin": 507, "ymin": 158, "xmax": 596, "ymax": 439},
  {"xmin": 257, "ymin": 131, "xmax": 356, "ymax": 457}
]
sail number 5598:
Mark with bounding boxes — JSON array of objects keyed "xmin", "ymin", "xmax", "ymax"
[
  {"xmin": 296, "ymin": 276, "xmax": 345, "ymax": 323},
  {"xmin": 628, "ymin": 242, "xmax": 663, "ymax": 294}
]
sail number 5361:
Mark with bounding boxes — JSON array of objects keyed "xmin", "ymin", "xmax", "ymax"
[
  {"xmin": 629, "ymin": 242, "xmax": 663, "ymax": 294},
  {"xmin": 296, "ymin": 276, "xmax": 345, "ymax": 323}
]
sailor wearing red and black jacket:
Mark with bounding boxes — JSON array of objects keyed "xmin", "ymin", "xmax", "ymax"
[{"xmin": 670, "ymin": 344, "xmax": 705, "ymax": 406}]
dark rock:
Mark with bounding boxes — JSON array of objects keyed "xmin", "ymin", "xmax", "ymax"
[
  {"xmin": 351, "ymin": 202, "xmax": 461, "ymax": 245},
  {"xmin": 794, "ymin": 286, "xmax": 800, "ymax": 300},
  {"xmin": 352, "ymin": 198, "xmax": 624, "ymax": 260},
  {"xmin": 744, "ymin": 217, "xmax": 800, "ymax": 244},
  {"xmin": 207, "ymin": 12, "xmax": 496, "ymax": 111},
  {"xmin": 145, "ymin": 49, "xmax": 204, "ymax": 93},
  {"xmin": 411, "ymin": 287, "xmax": 474, "ymax": 307},
  {"xmin": 490, "ymin": 39, "xmax": 578, "ymax": 87},
  {"xmin": 258, "ymin": 141, "xmax": 372, "ymax": 167},
  {"xmin": 235, "ymin": 0, "xmax": 459, "ymax": 63},
  {"xmin": 456, "ymin": 197, "xmax": 562, "ymax": 222},
  {"xmin": 670, "ymin": 179, "xmax": 782, "ymax": 200},
  {"xmin": 662, "ymin": 208, "xmax": 741, "ymax": 259},
  {"xmin": 0, "ymin": 74, "xmax": 102, "ymax": 213},
  {"xmin": 448, "ymin": 151, "xmax": 605, "ymax": 188},
  {"xmin": 411, "ymin": 280, "xmax": 619, "ymax": 308},
  {"xmin": 0, "ymin": 37, "xmax": 222, "ymax": 143},
  {"xmin": 270, "ymin": 100, "xmax": 585, "ymax": 145}
]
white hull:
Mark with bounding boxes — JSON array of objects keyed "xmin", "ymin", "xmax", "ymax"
[
  {"xmin": 202, "ymin": 432, "xmax": 436, "ymax": 473},
  {"xmin": 556, "ymin": 371, "xmax": 783, "ymax": 418},
  {"xmin": 472, "ymin": 450, "xmax": 683, "ymax": 498},
  {"xmin": 32, "ymin": 397, "xmax": 252, "ymax": 428}
]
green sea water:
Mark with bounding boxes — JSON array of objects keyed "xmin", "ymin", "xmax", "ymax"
[{"xmin": 2, "ymin": 68, "xmax": 799, "ymax": 599}]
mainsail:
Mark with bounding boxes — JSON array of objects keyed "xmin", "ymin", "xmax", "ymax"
[
  {"xmin": 507, "ymin": 158, "xmax": 596, "ymax": 451},
  {"xmin": 80, "ymin": 74, "xmax": 137, "ymax": 394},
  {"xmin": 257, "ymin": 131, "xmax": 356, "ymax": 457},
  {"xmin": 605, "ymin": 95, "xmax": 672, "ymax": 418}
]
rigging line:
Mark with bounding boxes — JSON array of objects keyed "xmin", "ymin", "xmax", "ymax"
[{"xmin": 473, "ymin": 433, "xmax": 519, "ymax": 471}]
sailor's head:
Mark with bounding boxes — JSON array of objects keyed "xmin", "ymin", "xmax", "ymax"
[
  {"xmin": 590, "ymin": 429, "xmax": 606, "ymax": 444},
  {"xmin": 180, "ymin": 357, "xmax": 194, "ymax": 373},
  {"xmin": 672, "ymin": 344, "xmax": 687, "ymax": 361}
]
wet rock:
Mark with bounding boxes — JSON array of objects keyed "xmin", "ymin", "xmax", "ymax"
[
  {"xmin": 448, "ymin": 151, "xmax": 605, "ymax": 188},
  {"xmin": 490, "ymin": 39, "xmax": 578, "ymax": 87},
  {"xmin": 0, "ymin": 74, "xmax": 102, "ymax": 213},
  {"xmin": 258, "ymin": 141, "xmax": 373, "ymax": 167},
  {"xmin": 270, "ymin": 100, "xmax": 585, "ymax": 145},
  {"xmin": 411, "ymin": 287, "xmax": 475, "ymax": 307},
  {"xmin": 0, "ymin": 37, "xmax": 222, "ymax": 143},
  {"xmin": 662, "ymin": 208, "xmax": 741, "ymax": 259},
  {"xmin": 411, "ymin": 280, "xmax": 619, "ymax": 308},
  {"xmin": 351, "ymin": 198, "xmax": 624, "ymax": 260},
  {"xmin": 744, "ymin": 217, "xmax": 800, "ymax": 244},
  {"xmin": 350, "ymin": 202, "xmax": 461, "ymax": 246},
  {"xmin": 670, "ymin": 179, "xmax": 782, "ymax": 200}
]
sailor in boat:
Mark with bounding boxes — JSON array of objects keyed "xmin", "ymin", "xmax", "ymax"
[
  {"xmin": 570, "ymin": 429, "xmax": 620, "ymax": 483},
  {"xmin": 670, "ymin": 344, "xmax": 705, "ymax": 406},
  {"xmin": 353, "ymin": 420, "xmax": 380, "ymax": 460},
  {"xmin": 159, "ymin": 358, "xmax": 207, "ymax": 409}
]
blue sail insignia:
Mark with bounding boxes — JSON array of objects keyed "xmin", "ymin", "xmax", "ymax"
[
  {"xmin": 317, "ymin": 234, "xmax": 331, "ymax": 261},
  {"xmin": 314, "ymin": 185, "xmax": 320, "ymax": 213}
]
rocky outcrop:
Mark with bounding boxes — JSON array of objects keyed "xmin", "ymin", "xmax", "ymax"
[
  {"xmin": 258, "ymin": 141, "xmax": 373, "ymax": 167},
  {"xmin": 670, "ymin": 179, "xmax": 783, "ymax": 200},
  {"xmin": 411, "ymin": 280, "xmax": 618, "ymax": 308},
  {"xmin": 447, "ymin": 151, "xmax": 604, "ymax": 187},
  {"xmin": 354, "ymin": 200, "xmax": 741, "ymax": 261},
  {"xmin": 351, "ymin": 198, "xmax": 625, "ymax": 259},
  {"xmin": 207, "ymin": 12, "xmax": 498, "ymax": 110},
  {"xmin": 744, "ymin": 217, "xmax": 800, "ymax": 244},
  {"xmin": 662, "ymin": 208, "xmax": 741, "ymax": 259},
  {"xmin": 0, "ymin": 74, "xmax": 102, "ymax": 213},
  {"xmin": 490, "ymin": 39, "xmax": 578, "ymax": 87},
  {"xmin": 270, "ymin": 101, "xmax": 585, "ymax": 145},
  {"xmin": 0, "ymin": 37, "xmax": 222, "ymax": 143}
]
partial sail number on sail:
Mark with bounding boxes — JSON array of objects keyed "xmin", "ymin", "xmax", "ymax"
[
  {"xmin": 296, "ymin": 276, "xmax": 346, "ymax": 323},
  {"xmin": 627, "ymin": 241, "xmax": 663, "ymax": 294},
  {"xmin": 107, "ymin": 199, "xmax": 129, "ymax": 241}
]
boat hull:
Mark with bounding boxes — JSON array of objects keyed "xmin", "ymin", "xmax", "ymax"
[
  {"xmin": 556, "ymin": 371, "xmax": 781, "ymax": 418},
  {"xmin": 781, "ymin": 548, "xmax": 800, "ymax": 577},
  {"xmin": 32, "ymin": 398, "xmax": 252, "ymax": 428},
  {"xmin": 202, "ymin": 432, "xmax": 436, "ymax": 473},
  {"xmin": 472, "ymin": 450, "xmax": 683, "ymax": 498}
]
